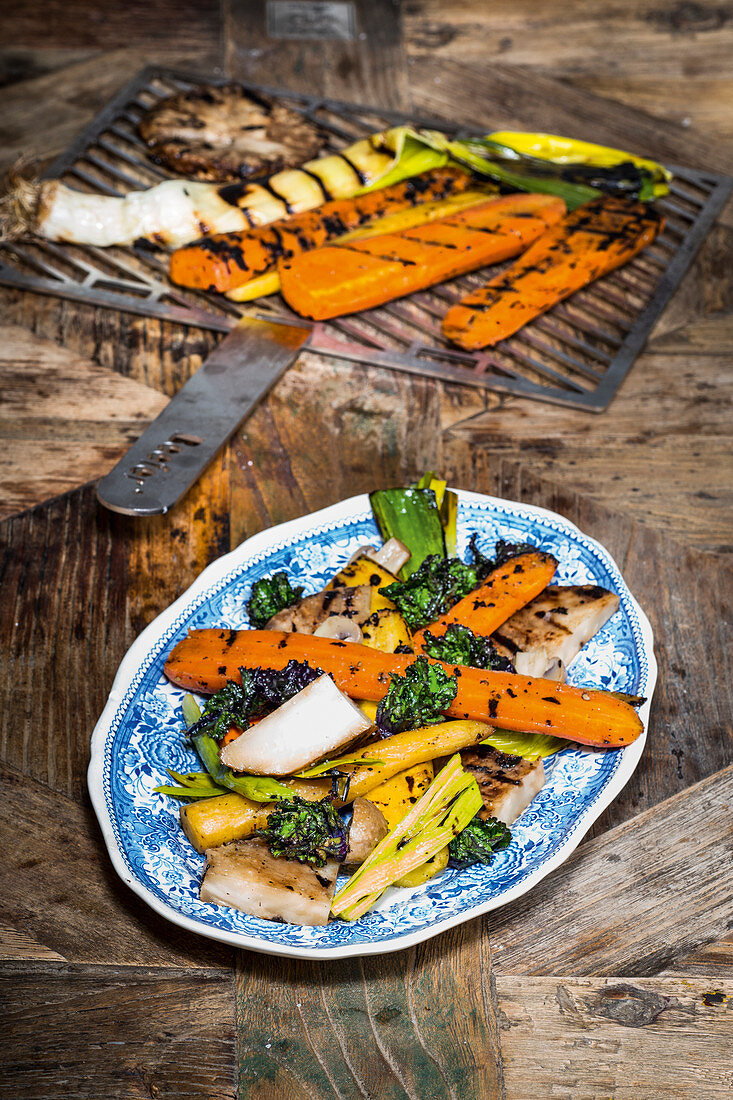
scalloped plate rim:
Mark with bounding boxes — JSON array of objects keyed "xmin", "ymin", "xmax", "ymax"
[{"xmin": 88, "ymin": 489, "xmax": 656, "ymax": 960}]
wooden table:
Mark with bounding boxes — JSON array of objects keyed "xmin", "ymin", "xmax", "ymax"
[{"xmin": 2, "ymin": 4, "xmax": 732, "ymax": 1097}]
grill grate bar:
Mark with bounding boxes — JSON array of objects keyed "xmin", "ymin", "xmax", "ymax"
[
  {"xmin": 513, "ymin": 330, "xmax": 604, "ymax": 382},
  {"xmin": 532, "ymin": 317, "xmax": 613, "ymax": 363},
  {"xmin": 79, "ymin": 150, "xmax": 152, "ymax": 191},
  {"xmin": 96, "ymin": 135, "xmax": 168, "ymax": 178},
  {"xmin": 498, "ymin": 346, "xmax": 589, "ymax": 392},
  {"xmin": 65, "ymin": 164, "xmax": 123, "ymax": 196},
  {"xmin": 551, "ymin": 303, "xmax": 625, "ymax": 347},
  {"xmin": 29, "ymin": 239, "xmax": 101, "ymax": 279},
  {"xmin": 0, "ymin": 65, "xmax": 729, "ymax": 412},
  {"xmin": 564, "ymin": 291, "xmax": 635, "ymax": 330},
  {"xmin": 6, "ymin": 244, "xmax": 73, "ymax": 283}
]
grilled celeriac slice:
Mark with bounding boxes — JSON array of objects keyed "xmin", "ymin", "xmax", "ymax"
[
  {"xmin": 460, "ymin": 744, "xmax": 545, "ymax": 825},
  {"xmin": 200, "ymin": 839, "xmax": 339, "ymax": 925},
  {"xmin": 492, "ymin": 584, "xmax": 620, "ymax": 679},
  {"xmin": 219, "ymin": 674, "xmax": 372, "ymax": 776}
]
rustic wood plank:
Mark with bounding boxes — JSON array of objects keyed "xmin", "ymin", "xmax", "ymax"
[
  {"xmin": 0, "ymin": 51, "xmax": 199, "ymax": 174},
  {"xmin": 649, "ymin": 310, "xmax": 733, "ymax": 355},
  {"xmin": 660, "ymin": 934, "xmax": 733, "ymax": 979},
  {"xmin": 0, "ymin": 47, "xmax": 99, "ymax": 88},
  {"xmin": 2, "ymin": 1, "xmax": 222, "ymax": 54},
  {"xmin": 441, "ymin": 332, "xmax": 733, "ymax": 556},
  {"xmin": 121, "ymin": 447, "xmax": 232, "ymax": 638},
  {"xmin": 0, "ymin": 920, "xmax": 65, "ymax": 963},
  {"xmin": 0, "ymin": 451, "xmax": 233, "ymax": 803},
  {"xmin": 225, "ymin": 0, "xmax": 409, "ymax": 111},
  {"xmin": 404, "ymin": 0, "xmax": 733, "ymax": 144},
  {"xmin": 231, "ymin": 350, "xmax": 443, "ymax": 537},
  {"xmin": 0, "ymin": 290, "xmax": 220, "ymax": 398},
  {"xmin": 0, "ymin": 967, "xmax": 237, "ymax": 1100},
  {"xmin": 482, "ymin": 765, "xmax": 733, "ymax": 977},
  {"xmin": 0, "ymin": 465, "xmax": 226, "ymax": 799},
  {"xmin": 0, "ymin": 762, "xmax": 234, "ymax": 968},
  {"xmin": 0, "ymin": 484, "xmax": 126, "ymax": 798},
  {"xmin": 0, "ymin": 325, "xmax": 168, "ymax": 519},
  {"xmin": 496, "ymin": 977, "xmax": 733, "ymax": 1100},
  {"xmin": 237, "ymin": 921, "xmax": 504, "ymax": 1099}
]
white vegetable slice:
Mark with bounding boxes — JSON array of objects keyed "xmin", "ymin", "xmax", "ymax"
[
  {"xmin": 37, "ymin": 179, "xmax": 250, "ymax": 248},
  {"xmin": 369, "ymin": 538, "xmax": 411, "ymax": 574},
  {"xmin": 219, "ymin": 674, "xmax": 372, "ymax": 776},
  {"xmin": 460, "ymin": 744, "xmax": 545, "ymax": 825},
  {"xmin": 493, "ymin": 584, "xmax": 620, "ymax": 678},
  {"xmin": 313, "ymin": 615, "xmax": 363, "ymax": 642},
  {"xmin": 200, "ymin": 839, "xmax": 339, "ymax": 925}
]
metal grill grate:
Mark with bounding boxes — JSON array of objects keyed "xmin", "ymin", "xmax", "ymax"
[{"xmin": 1, "ymin": 66, "xmax": 730, "ymax": 411}]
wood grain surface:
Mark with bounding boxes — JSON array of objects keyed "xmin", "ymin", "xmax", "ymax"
[
  {"xmin": 496, "ymin": 977, "xmax": 733, "ymax": 1100},
  {"xmin": 1, "ymin": 3, "xmax": 732, "ymax": 1097}
]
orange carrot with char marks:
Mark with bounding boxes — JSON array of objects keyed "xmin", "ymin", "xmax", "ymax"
[
  {"xmin": 278, "ymin": 193, "xmax": 566, "ymax": 320},
  {"xmin": 164, "ymin": 629, "xmax": 644, "ymax": 748},
  {"xmin": 442, "ymin": 196, "xmax": 663, "ymax": 350},
  {"xmin": 168, "ymin": 167, "xmax": 472, "ymax": 293},
  {"xmin": 411, "ymin": 550, "xmax": 557, "ymax": 651}
]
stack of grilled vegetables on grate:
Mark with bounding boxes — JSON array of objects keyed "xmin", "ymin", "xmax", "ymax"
[
  {"xmin": 158, "ymin": 474, "xmax": 644, "ymax": 927},
  {"xmin": 2, "ymin": 107, "xmax": 669, "ymax": 349}
]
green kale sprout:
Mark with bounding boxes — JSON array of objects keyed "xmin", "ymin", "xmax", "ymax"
[
  {"xmin": 492, "ymin": 537, "xmax": 537, "ymax": 567},
  {"xmin": 258, "ymin": 796, "xmax": 348, "ymax": 867},
  {"xmin": 466, "ymin": 533, "xmax": 496, "ymax": 581},
  {"xmin": 467, "ymin": 533, "xmax": 537, "ymax": 575},
  {"xmin": 448, "ymin": 815, "xmax": 512, "ymax": 869},
  {"xmin": 421, "ymin": 623, "xmax": 515, "ymax": 672},
  {"xmin": 379, "ymin": 555, "xmax": 480, "ymax": 631},
  {"xmin": 376, "ymin": 656, "xmax": 458, "ymax": 735},
  {"xmin": 379, "ymin": 539, "xmax": 540, "ymax": 633},
  {"xmin": 247, "ymin": 571, "xmax": 304, "ymax": 628},
  {"xmin": 187, "ymin": 661, "xmax": 322, "ymax": 741}
]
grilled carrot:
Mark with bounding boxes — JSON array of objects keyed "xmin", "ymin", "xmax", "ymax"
[
  {"xmin": 411, "ymin": 550, "xmax": 557, "ymax": 650},
  {"xmin": 164, "ymin": 629, "xmax": 644, "ymax": 748},
  {"xmin": 222, "ymin": 189, "xmax": 496, "ymax": 303},
  {"xmin": 278, "ymin": 193, "xmax": 566, "ymax": 320},
  {"xmin": 442, "ymin": 196, "xmax": 664, "ymax": 350},
  {"xmin": 168, "ymin": 167, "xmax": 472, "ymax": 292}
]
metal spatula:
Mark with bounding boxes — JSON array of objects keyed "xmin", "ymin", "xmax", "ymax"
[{"xmin": 96, "ymin": 316, "xmax": 311, "ymax": 516}]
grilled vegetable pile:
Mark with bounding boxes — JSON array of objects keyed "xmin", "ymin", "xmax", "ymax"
[
  {"xmin": 2, "ymin": 113, "xmax": 669, "ymax": 350},
  {"xmin": 276, "ymin": 192, "xmax": 566, "ymax": 320},
  {"xmin": 155, "ymin": 474, "xmax": 644, "ymax": 927}
]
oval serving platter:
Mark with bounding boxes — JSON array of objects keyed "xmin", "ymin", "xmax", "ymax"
[{"xmin": 88, "ymin": 490, "xmax": 656, "ymax": 959}]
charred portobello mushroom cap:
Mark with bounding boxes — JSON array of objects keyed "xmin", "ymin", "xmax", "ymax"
[{"xmin": 138, "ymin": 84, "xmax": 326, "ymax": 182}]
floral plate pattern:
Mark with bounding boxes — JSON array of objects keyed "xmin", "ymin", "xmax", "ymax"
[{"xmin": 88, "ymin": 490, "xmax": 656, "ymax": 959}]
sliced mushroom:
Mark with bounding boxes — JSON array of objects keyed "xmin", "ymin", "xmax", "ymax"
[
  {"xmin": 344, "ymin": 798, "xmax": 389, "ymax": 866},
  {"xmin": 314, "ymin": 615, "xmax": 363, "ymax": 643},
  {"xmin": 138, "ymin": 84, "xmax": 325, "ymax": 182}
]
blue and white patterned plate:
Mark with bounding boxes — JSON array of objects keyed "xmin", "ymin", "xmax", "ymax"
[{"xmin": 88, "ymin": 490, "xmax": 656, "ymax": 959}]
